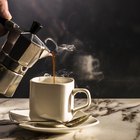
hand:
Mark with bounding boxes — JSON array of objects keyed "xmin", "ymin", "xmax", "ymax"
[{"xmin": 0, "ymin": 0, "xmax": 12, "ymax": 36}]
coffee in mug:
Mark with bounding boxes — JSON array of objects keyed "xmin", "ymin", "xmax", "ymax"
[{"xmin": 29, "ymin": 76, "xmax": 91, "ymax": 122}]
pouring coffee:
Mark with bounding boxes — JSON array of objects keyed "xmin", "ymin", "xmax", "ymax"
[{"xmin": 0, "ymin": 17, "xmax": 58, "ymax": 97}]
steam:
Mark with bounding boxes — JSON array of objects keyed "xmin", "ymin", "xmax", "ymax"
[
  {"xmin": 44, "ymin": 38, "xmax": 76, "ymax": 54},
  {"xmin": 56, "ymin": 69, "xmax": 74, "ymax": 77},
  {"xmin": 57, "ymin": 44, "xmax": 76, "ymax": 54},
  {"xmin": 44, "ymin": 38, "xmax": 104, "ymax": 82},
  {"xmin": 44, "ymin": 69, "xmax": 73, "ymax": 77}
]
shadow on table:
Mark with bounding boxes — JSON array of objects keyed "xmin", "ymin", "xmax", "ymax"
[{"xmin": 0, "ymin": 124, "xmax": 69, "ymax": 139}]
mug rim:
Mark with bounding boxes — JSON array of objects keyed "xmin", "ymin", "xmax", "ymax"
[{"xmin": 30, "ymin": 76, "xmax": 74, "ymax": 85}]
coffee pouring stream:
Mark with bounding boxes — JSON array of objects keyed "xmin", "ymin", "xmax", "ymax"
[{"xmin": 0, "ymin": 17, "xmax": 58, "ymax": 97}]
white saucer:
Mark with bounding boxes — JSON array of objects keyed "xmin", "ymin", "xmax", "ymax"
[{"xmin": 9, "ymin": 109, "xmax": 99, "ymax": 133}]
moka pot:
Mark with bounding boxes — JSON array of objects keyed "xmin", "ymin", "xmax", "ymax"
[{"xmin": 0, "ymin": 17, "xmax": 56, "ymax": 97}]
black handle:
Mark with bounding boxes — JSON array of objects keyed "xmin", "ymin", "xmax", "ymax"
[
  {"xmin": 0, "ymin": 16, "xmax": 7, "ymax": 26},
  {"xmin": 0, "ymin": 17, "xmax": 20, "ymax": 31},
  {"xmin": 29, "ymin": 21, "xmax": 43, "ymax": 34}
]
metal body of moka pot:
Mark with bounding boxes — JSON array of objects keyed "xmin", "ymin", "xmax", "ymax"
[{"xmin": 0, "ymin": 17, "xmax": 55, "ymax": 97}]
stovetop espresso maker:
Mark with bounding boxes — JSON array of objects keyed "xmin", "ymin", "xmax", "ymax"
[{"xmin": 0, "ymin": 17, "xmax": 57, "ymax": 97}]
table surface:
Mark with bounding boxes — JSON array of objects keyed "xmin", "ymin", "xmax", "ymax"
[{"xmin": 0, "ymin": 98, "xmax": 140, "ymax": 140}]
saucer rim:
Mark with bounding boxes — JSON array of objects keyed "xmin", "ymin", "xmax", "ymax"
[{"xmin": 9, "ymin": 109, "xmax": 99, "ymax": 133}]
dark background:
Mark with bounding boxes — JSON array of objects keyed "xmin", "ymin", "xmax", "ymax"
[{"xmin": 0, "ymin": 0, "xmax": 140, "ymax": 98}]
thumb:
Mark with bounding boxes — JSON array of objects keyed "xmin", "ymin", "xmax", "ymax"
[
  {"xmin": 2, "ymin": 10, "xmax": 12, "ymax": 20},
  {"xmin": 0, "ymin": 0, "xmax": 12, "ymax": 20}
]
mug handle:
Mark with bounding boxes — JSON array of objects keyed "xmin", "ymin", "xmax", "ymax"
[{"xmin": 71, "ymin": 88, "xmax": 91, "ymax": 114}]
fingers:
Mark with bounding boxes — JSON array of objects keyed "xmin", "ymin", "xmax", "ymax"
[
  {"xmin": 0, "ymin": 0, "xmax": 12, "ymax": 20},
  {"xmin": 0, "ymin": 0, "xmax": 12, "ymax": 36}
]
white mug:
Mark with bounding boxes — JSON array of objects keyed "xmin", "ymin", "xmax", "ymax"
[{"xmin": 29, "ymin": 76, "xmax": 91, "ymax": 122}]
